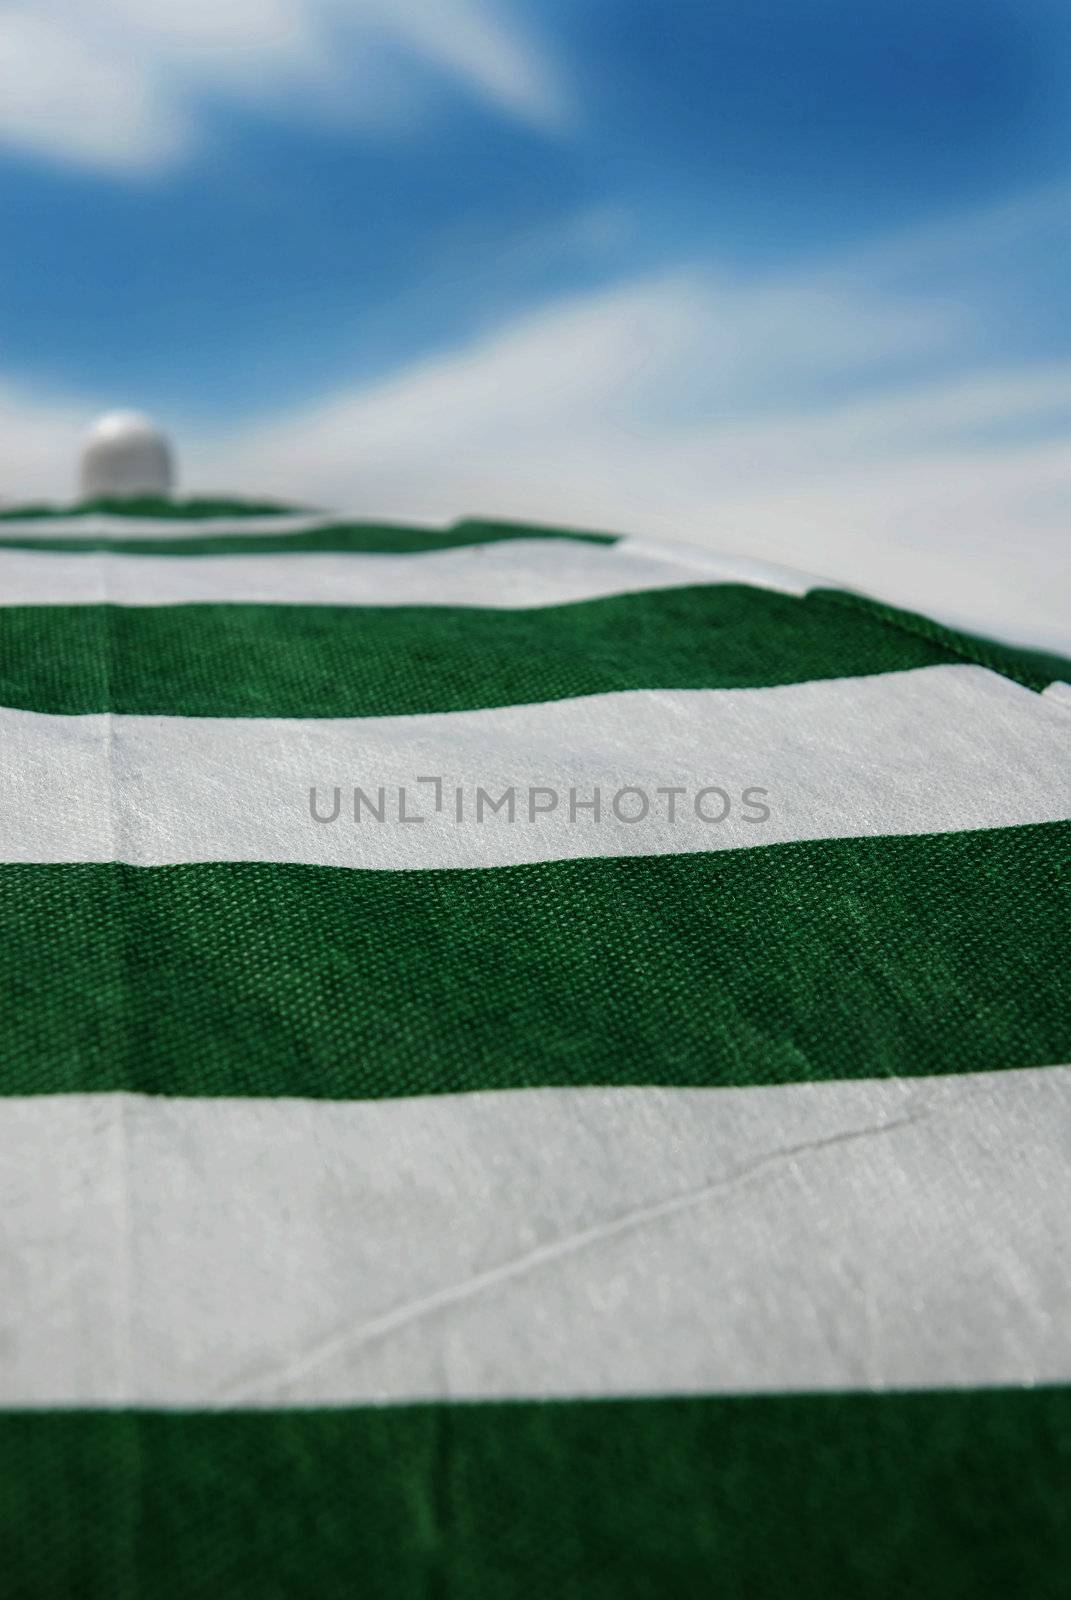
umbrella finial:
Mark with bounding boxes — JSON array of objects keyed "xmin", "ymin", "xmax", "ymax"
[{"xmin": 80, "ymin": 411, "xmax": 175, "ymax": 500}]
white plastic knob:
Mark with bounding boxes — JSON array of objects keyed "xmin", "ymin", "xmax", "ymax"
[{"xmin": 79, "ymin": 412, "xmax": 175, "ymax": 500}]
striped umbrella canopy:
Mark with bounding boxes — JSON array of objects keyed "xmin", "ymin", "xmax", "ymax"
[{"xmin": 0, "ymin": 419, "xmax": 1068, "ymax": 1597}]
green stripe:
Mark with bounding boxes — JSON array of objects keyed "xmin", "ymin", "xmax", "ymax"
[
  {"xmin": 3, "ymin": 1388, "xmax": 1068, "ymax": 1599},
  {"xmin": 0, "ymin": 495, "xmax": 310, "ymax": 521},
  {"xmin": 2, "ymin": 824, "xmax": 1065, "ymax": 1099},
  {"xmin": 812, "ymin": 588, "xmax": 1071, "ymax": 698},
  {"xmin": 0, "ymin": 516, "xmax": 616, "ymax": 555},
  {"xmin": 0, "ymin": 587, "xmax": 1005, "ymax": 718}
]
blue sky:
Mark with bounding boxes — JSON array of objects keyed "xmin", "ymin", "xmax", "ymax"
[{"xmin": 1, "ymin": 0, "xmax": 1069, "ymax": 645}]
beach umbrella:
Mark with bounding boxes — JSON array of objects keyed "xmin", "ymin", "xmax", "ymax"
[{"xmin": 0, "ymin": 413, "xmax": 1068, "ymax": 1596}]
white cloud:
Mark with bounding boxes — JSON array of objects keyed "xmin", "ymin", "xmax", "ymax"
[
  {"xmin": 0, "ymin": 11, "xmax": 186, "ymax": 172},
  {"xmin": 0, "ymin": 0, "xmax": 565, "ymax": 174},
  {"xmin": 2, "ymin": 191, "xmax": 1069, "ymax": 656},
  {"xmin": 0, "ymin": 379, "xmax": 91, "ymax": 493},
  {"xmin": 350, "ymin": 0, "xmax": 569, "ymax": 128},
  {"xmin": 190, "ymin": 274, "xmax": 1070, "ymax": 654}
]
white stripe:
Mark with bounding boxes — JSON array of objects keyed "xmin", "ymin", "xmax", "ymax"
[
  {"xmin": 0, "ymin": 537, "xmax": 784, "ymax": 609},
  {"xmin": 0, "ymin": 512, "xmax": 333, "ymax": 539},
  {"xmin": 1, "ymin": 1067, "xmax": 1067, "ymax": 1408},
  {"xmin": 0, "ymin": 666, "xmax": 1065, "ymax": 868},
  {"xmin": 620, "ymin": 536, "xmax": 822, "ymax": 596}
]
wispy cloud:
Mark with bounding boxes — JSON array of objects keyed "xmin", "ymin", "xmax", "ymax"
[
  {"xmin": 353, "ymin": 0, "xmax": 570, "ymax": 129},
  {"xmin": 0, "ymin": 10, "xmax": 185, "ymax": 172},
  {"xmin": 200, "ymin": 274, "xmax": 1069, "ymax": 653},
  {"xmin": 0, "ymin": 0, "xmax": 566, "ymax": 174},
  {"xmin": 0, "ymin": 378, "xmax": 89, "ymax": 490}
]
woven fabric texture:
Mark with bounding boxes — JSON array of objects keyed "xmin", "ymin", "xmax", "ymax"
[{"xmin": 0, "ymin": 507, "xmax": 1068, "ymax": 1597}]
